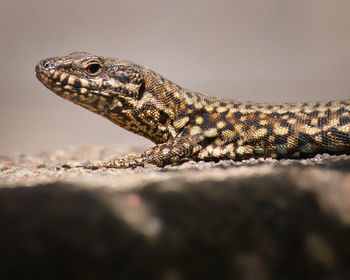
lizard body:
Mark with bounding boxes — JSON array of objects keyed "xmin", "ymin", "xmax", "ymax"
[{"xmin": 36, "ymin": 52, "xmax": 350, "ymax": 168}]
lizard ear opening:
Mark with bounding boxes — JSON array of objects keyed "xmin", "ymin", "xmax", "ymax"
[
  {"xmin": 159, "ymin": 111, "xmax": 169, "ymax": 126},
  {"xmin": 137, "ymin": 81, "xmax": 145, "ymax": 100}
]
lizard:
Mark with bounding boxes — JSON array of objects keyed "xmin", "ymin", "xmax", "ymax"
[{"xmin": 35, "ymin": 51, "xmax": 350, "ymax": 169}]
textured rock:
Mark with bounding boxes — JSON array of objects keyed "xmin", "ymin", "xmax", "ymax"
[{"xmin": 1, "ymin": 146, "xmax": 350, "ymax": 279}]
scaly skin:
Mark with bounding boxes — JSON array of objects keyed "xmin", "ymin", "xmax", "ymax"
[{"xmin": 35, "ymin": 52, "xmax": 350, "ymax": 168}]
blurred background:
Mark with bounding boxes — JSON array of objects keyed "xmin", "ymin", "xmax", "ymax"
[{"xmin": 1, "ymin": 0, "xmax": 349, "ymax": 155}]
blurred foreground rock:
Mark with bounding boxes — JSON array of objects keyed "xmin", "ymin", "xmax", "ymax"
[{"xmin": 1, "ymin": 146, "xmax": 350, "ymax": 280}]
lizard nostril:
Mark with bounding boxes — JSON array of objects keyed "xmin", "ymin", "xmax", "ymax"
[{"xmin": 42, "ymin": 61, "xmax": 51, "ymax": 70}]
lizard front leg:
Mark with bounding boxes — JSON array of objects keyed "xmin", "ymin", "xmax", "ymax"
[{"xmin": 85, "ymin": 134, "xmax": 205, "ymax": 169}]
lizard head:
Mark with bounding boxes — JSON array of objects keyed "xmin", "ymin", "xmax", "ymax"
[{"xmin": 36, "ymin": 51, "xmax": 183, "ymax": 143}]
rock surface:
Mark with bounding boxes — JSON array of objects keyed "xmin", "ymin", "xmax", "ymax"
[{"xmin": 1, "ymin": 145, "xmax": 350, "ymax": 279}]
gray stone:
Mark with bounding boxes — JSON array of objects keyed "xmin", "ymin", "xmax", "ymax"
[{"xmin": 1, "ymin": 146, "xmax": 350, "ymax": 279}]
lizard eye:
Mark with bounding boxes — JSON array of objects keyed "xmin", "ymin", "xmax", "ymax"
[{"xmin": 85, "ymin": 63, "xmax": 102, "ymax": 76}]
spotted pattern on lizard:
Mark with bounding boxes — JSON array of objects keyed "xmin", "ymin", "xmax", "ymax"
[{"xmin": 35, "ymin": 52, "xmax": 350, "ymax": 168}]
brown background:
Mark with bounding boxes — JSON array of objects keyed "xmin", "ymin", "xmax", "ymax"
[{"xmin": 1, "ymin": 0, "xmax": 349, "ymax": 155}]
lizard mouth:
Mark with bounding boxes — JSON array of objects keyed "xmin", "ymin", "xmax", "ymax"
[
  {"xmin": 36, "ymin": 71, "xmax": 83, "ymax": 96},
  {"xmin": 35, "ymin": 61, "xmax": 99, "ymax": 99},
  {"xmin": 36, "ymin": 70, "xmax": 109, "ymax": 116},
  {"xmin": 35, "ymin": 72, "xmax": 107, "ymax": 115}
]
